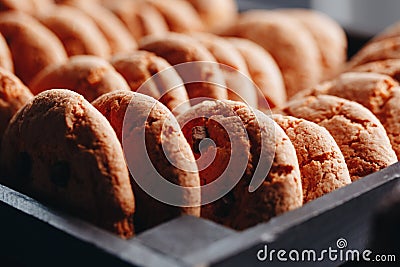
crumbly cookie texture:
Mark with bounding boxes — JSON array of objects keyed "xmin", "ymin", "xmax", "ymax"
[
  {"xmin": 272, "ymin": 115, "xmax": 351, "ymax": 203},
  {"xmin": 177, "ymin": 100, "xmax": 302, "ymax": 230},
  {"xmin": 110, "ymin": 51, "xmax": 190, "ymax": 116},
  {"xmin": 293, "ymin": 72, "xmax": 400, "ymax": 159},
  {"xmin": 92, "ymin": 90, "xmax": 200, "ymax": 233},
  {"xmin": 29, "ymin": 55, "xmax": 130, "ymax": 102},
  {"xmin": 351, "ymin": 59, "xmax": 400, "ymax": 82},
  {"xmin": 280, "ymin": 95, "xmax": 397, "ymax": 181},
  {"xmin": 0, "ymin": 89, "xmax": 135, "ymax": 238}
]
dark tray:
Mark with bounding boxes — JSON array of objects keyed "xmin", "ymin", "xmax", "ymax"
[{"xmin": 1, "ymin": 162, "xmax": 399, "ymax": 267}]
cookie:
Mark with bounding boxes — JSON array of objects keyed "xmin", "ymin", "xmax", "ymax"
[
  {"xmin": 348, "ymin": 37, "xmax": 400, "ymax": 69},
  {"xmin": 0, "ymin": 89, "xmax": 135, "ymax": 238},
  {"xmin": 280, "ymin": 95, "xmax": 398, "ymax": 181},
  {"xmin": 225, "ymin": 10, "xmax": 322, "ymax": 98},
  {"xmin": 92, "ymin": 90, "xmax": 200, "ymax": 233},
  {"xmin": 62, "ymin": 0, "xmax": 137, "ymax": 55},
  {"xmin": 177, "ymin": 100, "xmax": 302, "ymax": 230},
  {"xmin": 139, "ymin": 33, "xmax": 227, "ymax": 103},
  {"xmin": 39, "ymin": 5, "xmax": 111, "ymax": 58},
  {"xmin": 0, "ymin": 68, "xmax": 33, "ymax": 144},
  {"xmin": 103, "ymin": 0, "xmax": 169, "ymax": 41},
  {"xmin": 29, "ymin": 55, "xmax": 130, "ymax": 102},
  {"xmin": 0, "ymin": 11, "xmax": 68, "ymax": 85},
  {"xmin": 147, "ymin": 0, "xmax": 204, "ymax": 33},
  {"xmin": 186, "ymin": 0, "xmax": 237, "ymax": 33},
  {"xmin": 272, "ymin": 115, "xmax": 351, "ymax": 203},
  {"xmin": 0, "ymin": 33, "xmax": 13, "ymax": 72},
  {"xmin": 227, "ymin": 37, "xmax": 286, "ymax": 109},
  {"xmin": 190, "ymin": 32, "xmax": 258, "ymax": 108},
  {"xmin": 277, "ymin": 9, "xmax": 347, "ymax": 80},
  {"xmin": 0, "ymin": 0, "xmax": 53, "ymax": 14},
  {"xmin": 110, "ymin": 51, "xmax": 190, "ymax": 115},
  {"xmin": 372, "ymin": 20, "xmax": 400, "ymax": 43},
  {"xmin": 350, "ymin": 59, "xmax": 400, "ymax": 82}
]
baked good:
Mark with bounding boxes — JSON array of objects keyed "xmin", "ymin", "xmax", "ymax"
[
  {"xmin": 0, "ymin": 11, "xmax": 68, "ymax": 85},
  {"xmin": 61, "ymin": 0, "xmax": 137, "ymax": 54},
  {"xmin": 147, "ymin": 0, "xmax": 204, "ymax": 33},
  {"xmin": 103, "ymin": 0, "xmax": 169, "ymax": 41},
  {"xmin": 186, "ymin": 0, "xmax": 237, "ymax": 33},
  {"xmin": 190, "ymin": 32, "xmax": 258, "ymax": 108},
  {"xmin": 272, "ymin": 115, "xmax": 351, "ymax": 203},
  {"xmin": 0, "ymin": 89, "xmax": 135, "ymax": 238},
  {"xmin": 177, "ymin": 100, "xmax": 302, "ymax": 230},
  {"xmin": 0, "ymin": 33, "xmax": 13, "ymax": 72},
  {"xmin": 280, "ymin": 95, "xmax": 398, "ymax": 181},
  {"xmin": 0, "ymin": 68, "xmax": 33, "ymax": 144},
  {"xmin": 225, "ymin": 10, "xmax": 322, "ymax": 98},
  {"xmin": 38, "ymin": 5, "xmax": 111, "ymax": 58},
  {"xmin": 110, "ymin": 51, "xmax": 190, "ymax": 115},
  {"xmin": 92, "ymin": 90, "xmax": 200, "ymax": 233},
  {"xmin": 0, "ymin": 0, "xmax": 53, "ymax": 14},
  {"xmin": 277, "ymin": 8, "xmax": 347, "ymax": 80},
  {"xmin": 139, "ymin": 33, "xmax": 227, "ymax": 104},
  {"xmin": 227, "ymin": 37, "xmax": 286, "ymax": 109},
  {"xmin": 350, "ymin": 59, "xmax": 400, "ymax": 82},
  {"xmin": 29, "ymin": 55, "xmax": 130, "ymax": 102},
  {"xmin": 371, "ymin": 20, "xmax": 400, "ymax": 43}
]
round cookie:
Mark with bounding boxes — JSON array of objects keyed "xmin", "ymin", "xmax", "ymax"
[
  {"xmin": 139, "ymin": 33, "xmax": 227, "ymax": 104},
  {"xmin": 280, "ymin": 95, "xmax": 398, "ymax": 181},
  {"xmin": 225, "ymin": 10, "xmax": 322, "ymax": 98},
  {"xmin": 347, "ymin": 37, "xmax": 400, "ymax": 69},
  {"xmin": 0, "ymin": 11, "xmax": 68, "ymax": 85},
  {"xmin": 372, "ymin": 21, "xmax": 400, "ymax": 43},
  {"xmin": 0, "ymin": 68, "xmax": 33, "ymax": 144},
  {"xmin": 186, "ymin": 0, "xmax": 237, "ymax": 33},
  {"xmin": 38, "ymin": 5, "xmax": 111, "ymax": 58},
  {"xmin": 272, "ymin": 115, "xmax": 351, "ymax": 203},
  {"xmin": 103, "ymin": 0, "xmax": 169, "ymax": 41},
  {"xmin": 227, "ymin": 37, "xmax": 286, "ymax": 109},
  {"xmin": 0, "ymin": 33, "xmax": 13, "ymax": 72},
  {"xmin": 190, "ymin": 32, "xmax": 258, "ymax": 108},
  {"xmin": 277, "ymin": 9, "xmax": 347, "ymax": 81},
  {"xmin": 29, "ymin": 55, "xmax": 130, "ymax": 102},
  {"xmin": 92, "ymin": 90, "xmax": 200, "ymax": 233},
  {"xmin": 110, "ymin": 51, "xmax": 190, "ymax": 115},
  {"xmin": 350, "ymin": 59, "xmax": 400, "ymax": 82},
  {"xmin": 147, "ymin": 0, "xmax": 204, "ymax": 33},
  {"xmin": 177, "ymin": 100, "xmax": 302, "ymax": 230},
  {"xmin": 0, "ymin": 89, "xmax": 135, "ymax": 238},
  {"xmin": 62, "ymin": 0, "xmax": 137, "ymax": 55}
]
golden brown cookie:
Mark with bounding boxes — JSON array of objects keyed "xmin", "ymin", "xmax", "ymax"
[
  {"xmin": 0, "ymin": 89, "xmax": 135, "ymax": 238},
  {"xmin": 103, "ymin": 0, "xmax": 169, "ymax": 41},
  {"xmin": 139, "ymin": 33, "xmax": 227, "ymax": 103},
  {"xmin": 29, "ymin": 55, "xmax": 130, "ymax": 102},
  {"xmin": 0, "ymin": 0, "xmax": 53, "ymax": 14},
  {"xmin": 0, "ymin": 11, "xmax": 68, "ymax": 85},
  {"xmin": 61, "ymin": 0, "xmax": 137, "ymax": 55},
  {"xmin": 372, "ymin": 21, "xmax": 400, "ymax": 43},
  {"xmin": 177, "ymin": 100, "xmax": 302, "ymax": 230},
  {"xmin": 147, "ymin": 0, "xmax": 204, "ymax": 33},
  {"xmin": 38, "ymin": 5, "xmax": 111, "ymax": 58},
  {"xmin": 280, "ymin": 95, "xmax": 397, "ymax": 181},
  {"xmin": 227, "ymin": 37, "xmax": 286, "ymax": 109},
  {"xmin": 272, "ymin": 115, "xmax": 351, "ymax": 203},
  {"xmin": 277, "ymin": 9, "xmax": 347, "ymax": 80},
  {"xmin": 348, "ymin": 37, "xmax": 400, "ymax": 69},
  {"xmin": 0, "ymin": 68, "xmax": 33, "ymax": 143},
  {"xmin": 293, "ymin": 72, "xmax": 400, "ymax": 159},
  {"xmin": 225, "ymin": 10, "xmax": 322, "ymax": 98},
  {"xmin": 110, "ymin": 51, "xmax": 190, "ymax": 115},
  {"xmin": 350, "ymin": 59, "xmax": 400, "ymax": 82},
  {"xmin": 0, "ymin": 33, "xmax": 13, "ymax": 72},
  {"xmin": 92, "ymin": 90, "xmax": 200, "ymax": 233},
  {"xmin": 186, "ymin": 0, "xmax": 237, "ymax": 33},
  {"xmin": 190, "ymin": 32, "xmax": 258, "ymax": 108}
]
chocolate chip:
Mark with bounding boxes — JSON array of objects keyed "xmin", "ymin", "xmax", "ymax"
[
  {"xmin": 16, "ymin": 152, "xmax": 32, "ymax": 182},
  {"xmin": 50, "ymin": 161, "xmax": 70, "ymax": 188},
  {"xmin": 192, "ymin": 126, "xmax": 209, "ymax": 154}
]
